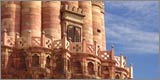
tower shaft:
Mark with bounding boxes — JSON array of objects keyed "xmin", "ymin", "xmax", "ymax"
[
  {"xmin": 92, "ymin": 2, "xmax": 103, "ymax": 48},
  {"xmin": 21, "ymin": 1, "xmax": 41, "ymax": 37},
  {"xmin": 42, "ymin": 1, "xmax": 61, "ymax": 40},
  {"xmin": 1, "ymin": 1, "xmax": 21, "ymax": 38},
  {"xmin": 79, "ymin": 1, "xmax": 93, "ymax": 44}
]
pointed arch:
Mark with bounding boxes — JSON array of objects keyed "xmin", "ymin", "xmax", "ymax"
[
  {"xmin": 88, "ymin": 62, "xmax": 94, "ymax": 75},
  {"xmin": 32, "ymin": 54, "xmax": 39, "ymax": 67},
  {"xmin": 98, "ymin": 65, "xmax": 101, "ymax": 76},
  {"xmin": 115, "ymin": 74, "xmax": 121, "ymax": 79},
  {"xmin": 46, "ymin": 56, "xmax": 51, "ymax": 68},
  {"xmin": 74, "ymin": 61, "xmax": 82, "ymax": 73},
  {"xmin": 67, "ymin": 59, "xmax": 70, "ymax": 71},
  {"xmin": 19, "ymin": 52, "xmax": 27, "ymax": 70}
]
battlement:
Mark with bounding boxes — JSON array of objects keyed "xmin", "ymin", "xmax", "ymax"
[
  {"xmin": 92, "ymin": 1, "xmax": 103, "ymax": 9},
  {"xmin": 61, "ymin": 4, "xmax": 84, "ymax": 16}
]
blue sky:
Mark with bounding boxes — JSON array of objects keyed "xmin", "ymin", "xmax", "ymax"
[{"xmin": 104, "ymin": 1, "xmax": 159, "ymax": 79}]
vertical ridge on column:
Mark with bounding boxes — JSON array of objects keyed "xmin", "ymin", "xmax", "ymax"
[
  {"xmin": 92, "ymin": 2, "xmax": 103, "ymax": 48},
  {"xmin": 1, "ymin": 1, "xmax": 21, "ymax": 39},
  {"xmin": 21, "ymin": 1, "xmax": 41, "ymax": 37},
  {"xmin": 42, "ymin": 1, "xmax": 61, "ymax": 40},
  {"xmin": 79, "ymin": 1, "xmax": 93, "ymax": 45}
]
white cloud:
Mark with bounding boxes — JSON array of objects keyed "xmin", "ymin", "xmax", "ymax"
[
  {"xmin": 104, "ymin": 1, "xmax": 159, "ymax": 54},
  {"xmin": 105, "ymin": 1, "xmax": 158, "ymax": 12},
  {"xmin": 106, "ymin": 21, "xmax": 159, "ymax": 54}
]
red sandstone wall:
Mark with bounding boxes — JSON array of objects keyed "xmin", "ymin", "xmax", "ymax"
[{"xmin": 1, "ymin": 1, "xmax": 106, "ymax": 49}]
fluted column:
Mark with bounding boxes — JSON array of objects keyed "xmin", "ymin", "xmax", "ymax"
[
  {"xmin": 1, "ymin": 1, "xmax": 21, "ymax": 39},
  {"xmin": 21, "ymin": 1, "xmax": 41, "ymax": 37},
  {"xmin": 62, "ymin": 1, "xmax": 78, "ymax": 7},
  {"xmin": 42, "ymin": 1, "xmax": 61, "ymax": 40},
  {"xmin": 79, "ymin": 1, "xmax": 93, "ymax": 45},
  {"xmin": 92, "ymin": 2, "xmax": 103, "ymax": 48},
  {"xmin": 101, "ymin": 4, "xmax": 106, "ymax": 50}
]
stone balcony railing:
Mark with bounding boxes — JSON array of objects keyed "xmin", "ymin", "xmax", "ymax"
[
  {"xmin": 114, "ymin": 55, "xmax": 131, "ymax": 75},
  {"xmin": 1, "ymin": 29, "xmax": 113, "ymax": 61}
]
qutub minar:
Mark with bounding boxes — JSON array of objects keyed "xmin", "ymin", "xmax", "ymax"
[{"xmin": 1, "ymin": 1, "xmax": 133, "ymax": 79}]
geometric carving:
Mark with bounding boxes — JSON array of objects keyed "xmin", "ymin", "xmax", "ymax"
[
  {"xmin": 17, "ymin": 37, "xmax": 27, "ymax": 48},
  {"xmin": 45, "ymin": 38, "xmax": 52, "ymax": 48},
  {"xmin": 101, "ymin": 52, "xmax": 110, "ymax": 60},
  {"xmin": 115, "ymin": 56, "xmax": 120, "ymax": 67},
  {"xmin": 52, "ymin": 40, "xmax": 62, "ymax": 49},
  {"xmin": 65, "ymin": 41, "xmax": 70, "ymax": 50},
  {"xmin": 87, "ymin": 45, "xmax": 94, "ymax": 54},
  {"xmin": 7, "ymin": 36, "xmax": 15, "ymax": 47},
  {"xmin": 32, "ymin": 37, "xmax": 41, "ymax": 46},
  {"xmin": 72, "ymin": 43, "xmax": 82, "ymax": 52},
  {"xmin": 1, "ymin": 2, "xmax": 133, "ymax": 79}
]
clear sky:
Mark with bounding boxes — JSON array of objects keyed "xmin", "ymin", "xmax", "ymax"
[{"xmin": 104, "ymin": 1, "xmax": 159, "ymax": 79}]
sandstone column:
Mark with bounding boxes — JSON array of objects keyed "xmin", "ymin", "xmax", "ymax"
[
  {"xmin": 1, "ymin": 1, "xmax": 21, "ymax": 38},
  {"xmin": 42, "ymin": 1, "xmax": 61, "ymax": 40},
  {"xmin": 101, "ymin": 4, "xmax": 106, "ymax": 50},
  {"xmin": 92, "ymin": 2, "xmax": 103, "ymax": 48},
  {"xmin": 79, "ymin": 1, "xmax": 93, "ymax": 45},
  {"xmin": 21, "ymin": 1, "xmax": 41, "ymax": 37}
]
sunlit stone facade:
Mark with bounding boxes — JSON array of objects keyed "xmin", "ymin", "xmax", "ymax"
[{"xmin": 1, "ymin": 1, "xmax": 133, "ymax": 79}]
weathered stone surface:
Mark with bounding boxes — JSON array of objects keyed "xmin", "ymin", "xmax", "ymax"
[
  {"xmin": 1, "ymin": 1, "xmax": 20, "ymax": 38},
  {"xmin": 92, "ymin": 5, "xmax": 102, "ymax": 47},
  {"xmin": 42, "ymin": 1, "xmax": 61, "ymax": 40},
  {"xmin": 21, "ymin": 1, "xmax": 41, "ymax": 37},
  {"xmin": 79, "ymin": 1, "xmax": 93, "ymax": 45},
  {"xmin": 62, "ymin": 1, "xmax": 79, "ymax": 8},
  {"xmin": 1, "ymin": 1, "xmax": 132, "ymax": 79}
]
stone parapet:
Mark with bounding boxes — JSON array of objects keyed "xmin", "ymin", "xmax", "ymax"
[{"xmin": 62, "ymin": 4, "xmax": 84, "ymax": 16}]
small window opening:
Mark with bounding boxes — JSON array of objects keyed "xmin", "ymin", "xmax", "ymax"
[{"xmin": 97, "ymin": 29, "xmax": 101, "ymax": 33}]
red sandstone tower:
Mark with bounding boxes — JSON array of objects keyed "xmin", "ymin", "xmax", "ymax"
[
  {"xmin": 1, "ymin": 1, "xmax": 133, "ymax": 79},
  {"xmin": 92, "ymin": 2, "xmax": 103, "ymax": 49},
  {"xmin": 42, "ymin": 1, "xmax": 61, "ymax": 40},
  {"xmin": 1, "ymin": 1, "xmax": 20, "ymax": 40},
  {"xmin": 79, "ymin": 1, "xmax": 93, "ymax": 45},
  {"xmin": 21, "ymin": 1, "xmax": 41, "ymax": 37}
]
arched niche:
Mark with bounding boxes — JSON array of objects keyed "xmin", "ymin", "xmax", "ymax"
[
  {"xmin": 115, "ymin": 74, "xmax": 121, "ymax": 79},
  {"xmin": 19, "ymin": 52, "xmax": 27, "ymax": 70},
  {"xmin": 73, "ymin": 61, "xmax": 82, "ymax": 74},
  {"xmin": 32, "ymin": 54, "xmax": 40, "ymax": 67},
  {"xmin": 67, "ymin": 59, "xmax": 70, "ymax": 71},
  {"xmin": 55, "ymin": 56, "xmax": 64, "ymax": 73},
  {"xmin": 87, "ymin": 62, "xmax": 94, "ymax": 75},
  {"xmin": 46, "ymin": 56, "xmax": 51, "ymax": 68}
]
